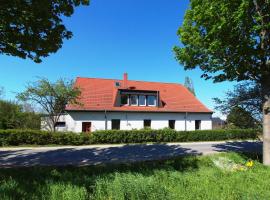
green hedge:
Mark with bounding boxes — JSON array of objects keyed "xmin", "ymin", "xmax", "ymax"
[{"xmin": 0, "ymin": 129, "xmax": 259, "ymax": 146}]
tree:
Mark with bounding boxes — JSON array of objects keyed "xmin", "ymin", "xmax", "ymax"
[
  {"xmin": 227, "ymin": 106, "xmax": 257, "ymax": 129},
  {"xmin": 17, "ymin": 78, "xmax": 81, "ymax": 131},
  {"xmin": 184, "ymin": 76, "xmax": 196, "ymax": 95},
  {"xmin": 0, "ymin": 100, "xmax": 22, "ymax": 129},
  {"xmin": 0, "ymin": 87, "xmax": 4, "ymax": 98},
  {"xmin": 174, "ymin": 0, "xmax": 270, "ymax": 164},
  {"xmin": 0, "ymin": 100, "xmax": 40, "ymax": 129},
  {"xmin": 0, "ymin": 0, "xmax": 89, "ymax": 63},
  {"xmin": 213, "ymin": 82, "xmax": 262, "ymax": 121}
]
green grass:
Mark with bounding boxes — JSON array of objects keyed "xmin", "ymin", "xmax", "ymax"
[{"xmin": 0, "ymin": 153, "xmax": 269, "ymax": 200}]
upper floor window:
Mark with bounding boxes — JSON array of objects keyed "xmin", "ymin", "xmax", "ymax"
[
  {"xmin": 121, "ymin": 94, "xmax": 129, "ymax": 105},
  {"xmin": 147, "ymin": 95, "xmax": 157, "ymax": 106},
  {"xmin": 139, "ymin": 95, "xmax": 146, "ymax": 106},
  {"xmin": 119, "ymin": 91, "xmax": 158, "ymax": 107},
  {"xmin": 130, "ymin": 95, "xmax": 138, "ymax": 106}
]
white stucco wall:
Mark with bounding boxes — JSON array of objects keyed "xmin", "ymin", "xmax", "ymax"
[{"xmin": 44, "ymin": 111, "xmax": 212, "ymax": 132}]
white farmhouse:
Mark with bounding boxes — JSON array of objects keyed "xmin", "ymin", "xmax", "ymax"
[{"xmin": 45, "ymin": 73, "xmax": 212, "ymax": 132}]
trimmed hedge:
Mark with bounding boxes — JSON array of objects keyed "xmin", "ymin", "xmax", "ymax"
[{"xmin": 0, "ymin": 129, "xmax": 259, "ymax": 146}]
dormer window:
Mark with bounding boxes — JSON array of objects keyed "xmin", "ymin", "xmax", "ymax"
[
  {"xmin": 147, "ymin": 95, "xmax": 157, "ymax": 106},
  {"xmin": 121, "ymin": 94, "xmax": 129, "ymax": 105},
  {"xmin": 139, "ymin": 95, "xmax": 146, "ymax": 106},
  {"xmin": 119, "ymin": 90, "xmax": 158, "ymax": 107},
  {"xmin": 130, "ymin": 95, "xmax": 138, "ymax": 106}
]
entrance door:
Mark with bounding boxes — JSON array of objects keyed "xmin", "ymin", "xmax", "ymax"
[{"xmin": 82, "ymin": 122, "xmax": 91, "ymax": 132}]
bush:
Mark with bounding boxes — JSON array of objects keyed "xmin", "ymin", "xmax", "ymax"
[{"xmin": 0, "ymin": 129, "xmax": 259, "ymax": 146}]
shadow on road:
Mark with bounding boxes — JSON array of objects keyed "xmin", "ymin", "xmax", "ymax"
[
  {"xmin": 212, "ymin": 141, "xmax": 262, "ymax": 154},
  {"xmin": 0, "ymin": 144, "xmax": 200, "ymax": 167}
]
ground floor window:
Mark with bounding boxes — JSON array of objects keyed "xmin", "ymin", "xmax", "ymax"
[
  {"xmin": 195, "ymin": 120, "xmax": 201, "ymax": 130},
  {"xmin": 55, "ymin": 122, "xmax": 66, "ymax": 127},
  {"xmin": 144, "ymin": 119, "xmax": 151, "ymax": 128},
  {"xmin": 82, "ymin": 122, "xmax": 91, "ymax": 132},
  {"xmin": 169, "ymin": 120, "xmax": 175, "ymax": 129},
  {"xmin": 112, "ymin": 119, "xmax": 120, "ymax": 130}
]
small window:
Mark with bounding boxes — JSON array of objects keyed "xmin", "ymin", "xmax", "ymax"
[
  {"xmin": 139, "ymin": 95, "xmax": 146, "ymax": 106},
  {"xmin": 130, "ymin": 95, "xmax": 138, "ymax": 106},
  {"xmin": 121, "ymin": 94, "xmax": 129, "ymax": 105},
  {"xmin": 169, "ymin": 120, "xmax": 175, "ymax": 129},
  {"xmin": 195, "ymin": 120, "xmax": 201, "ymax": 130},
  {"xmin": 147, "ymin": 95, "xmax": 156, "ymax": 106},
  {"xmin": 112, "ymin": 119, "xmax": 120, "ymax": 130},
  {"xmin": 55, "ymin": 122, "xmax": 66, "ymax": 127},
  {"xmin": 115, "ymin": 82, "xmax": 121, "ymax": 87},
  {"xmin": 144, "ymin": 119, "xmax": 151, "ymax": 128}
]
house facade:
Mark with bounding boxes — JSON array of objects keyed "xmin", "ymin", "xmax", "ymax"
[{"xmin": 45, "ymin": 73, "xmax": 213, "ymax": 132}]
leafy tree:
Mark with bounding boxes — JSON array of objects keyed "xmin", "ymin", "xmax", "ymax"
[
  {"xmin": 213, "ymin": 82, "xmax": 262, "ymax": 121},
  {"xmin": 17, "ymin": 78, "xmax": 81, "ymax": 131},
  {"xmin": 0, "ymin": 0, "xmax": 89, "ymax": 63},
  {"xmin": 174, "ymin": 0, "xmax": 270, "ymax": 164},
  {"xmin": 0, "ymin": 100, "xmax": 40, "ymax": 129},
  {"xmin": 184, "ymin": 76, "xmax": 196, "ymax": 96},
  {"xmin": 19, "ymin": 112, "xmax": 41, "ymax": 130},
  {"xmin": 227, "ymin": 106, "xmax": 257, "ymax": 129},
  {"xmin": 0, "ymin": 100, "xmax": 21, "ymax": 129}
]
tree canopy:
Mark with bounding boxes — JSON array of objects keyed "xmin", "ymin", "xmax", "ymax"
[
  {"xmin": 213, "ymin": 82, "xmax": 262, "ymax": 121},
  {"xmin": 184, "ymin": 77, "xmax": 196, "ymax": 96},
  {"xmin": 0, "ymin": 0, "xmax": 89, "ymax": 63},
  {"xmin": 174, "ymin": 0, "xmax": 270, "ymax": 84},
  {"xmin": 0, "ymin": 100, "xmax": 40, "ymax": 129},
  {"xmin": 174, "ymin": 0, "xmax": 270, "ymax": 164},
  {"xmin": 17, "ymin": 78, "xmax": 81, "ymax": 131},
  {"xmin": 227, "ymin": 106, "xmax": 257, "ymax": 129}
]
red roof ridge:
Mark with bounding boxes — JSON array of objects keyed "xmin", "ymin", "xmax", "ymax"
[{"xmin": 76, "ymin": 76, "xmax": 185, "ymax": 86}]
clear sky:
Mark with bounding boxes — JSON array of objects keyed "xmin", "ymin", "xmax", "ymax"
[{"xmin": 0, "ymin": 0, "xmax": 234, "ymax": 118}]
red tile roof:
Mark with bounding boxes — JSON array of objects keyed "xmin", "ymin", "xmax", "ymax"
[{"xmin": 66, "ymin": 76, "xmax": 212, "ymax": 113}]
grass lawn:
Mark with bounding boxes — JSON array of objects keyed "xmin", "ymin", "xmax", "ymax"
[{"xmin": 0, "ymin": 153, "xmax": 269, "ymax": 200}]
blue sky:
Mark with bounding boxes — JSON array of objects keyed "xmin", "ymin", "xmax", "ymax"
[{"xmin": 0, "ymin": 0, "xmax": 234, "ymax": 117}]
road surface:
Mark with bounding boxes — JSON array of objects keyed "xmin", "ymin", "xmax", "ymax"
[{"xmin": 0, "ymin": 141, "xmax": 262, "ymax": 167}]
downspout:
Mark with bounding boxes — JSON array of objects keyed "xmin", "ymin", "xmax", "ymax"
[
  {"xmin": 185, "ymin": 112, "xmax": 188, "ymax": 131},
  {"xmin": 104, "ymin": 110, "xmax": 108, "ymax": 130},
  {"xmin": 157, "ymin": 90, "xmax": 159, "ymax": 107}
]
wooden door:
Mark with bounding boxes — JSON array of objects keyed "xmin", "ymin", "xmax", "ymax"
[{"xmin": 82, "ymin": 122, "xmax": 91, "ymax": 132}]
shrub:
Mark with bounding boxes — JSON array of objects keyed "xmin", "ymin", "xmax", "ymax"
[{"xmin": 0, "ymin": 129, "xmax": 259, "ymax": 146}]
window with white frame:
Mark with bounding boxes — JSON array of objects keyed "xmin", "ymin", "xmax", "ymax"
[
  {"xmin": 139, "ymin": 95, "xmax": 146, "ymax": 106},
  {"xmin": 147, "ymin": 95, "xmax": 157, "ymax": 106},
  {"xmin": 130, "ymin": 95, "xmax": 138, "ymax": 106}
]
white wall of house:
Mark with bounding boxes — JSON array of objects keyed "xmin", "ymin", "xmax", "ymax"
[{"xmin": 43, "ymin": 111, "xmax": 212, "ymax": 132}]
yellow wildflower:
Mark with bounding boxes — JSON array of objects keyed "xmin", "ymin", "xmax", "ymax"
[
  {"xmin": 246, "ymin": 160, "xmax": 254, "ymax": 167},
  {"xmin": 239, "ymin": 166, "xmax": 246, "ymax": 171}
]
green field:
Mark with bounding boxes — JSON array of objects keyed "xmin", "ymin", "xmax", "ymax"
[{"xmin": 0, "ymin": 153, "xmax": 269, "ymax": 200}]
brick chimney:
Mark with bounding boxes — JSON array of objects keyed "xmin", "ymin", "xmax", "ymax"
[{"xmin": 123, "ymin": 73, "xmax": 128, "ymax": 88}]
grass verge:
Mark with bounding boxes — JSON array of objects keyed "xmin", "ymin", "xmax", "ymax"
[{"xmin": 0, "ymin": 152, "xmax": 269, "ymax": 200}]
